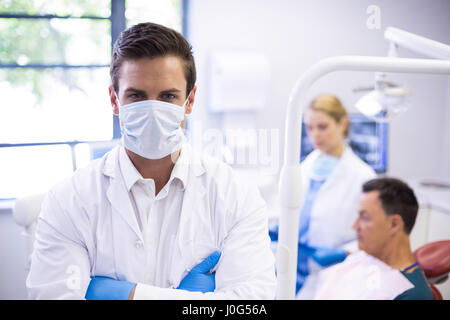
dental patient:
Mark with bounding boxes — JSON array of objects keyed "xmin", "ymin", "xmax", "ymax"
[{"xmin": 314, "ymin": 177, "xmax": 433, "ymax": 300}]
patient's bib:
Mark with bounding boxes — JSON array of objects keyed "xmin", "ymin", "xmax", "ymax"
[{"xmin": 314, "ymin": 251, "xmax": 414, "ymax": 300}]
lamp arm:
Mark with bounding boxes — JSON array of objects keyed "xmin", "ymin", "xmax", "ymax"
[{"xmin": 385, "ymin": 27, "xmax": 450, "ymax": 60}]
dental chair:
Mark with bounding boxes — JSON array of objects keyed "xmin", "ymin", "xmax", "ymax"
[
  {"xmin": 413, "ymin": 240, "xmax": 450, "ymax": 300},
  {"xmin": 13, "ymin": 193, "xmax": 46, "ymax": 271}
]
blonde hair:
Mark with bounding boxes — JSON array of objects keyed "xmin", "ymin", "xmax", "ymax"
[{"xmin": 308, "ymin": 94, "xmax": 349, "ymax": 138}]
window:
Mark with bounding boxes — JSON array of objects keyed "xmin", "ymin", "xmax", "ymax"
[
  {"xmin": 0, "ymin": 0, "xmax": 183, "ymax": 199},
  {"xmin": 126, "ymin": 0, "xmax": 182, "ymax": 31}
]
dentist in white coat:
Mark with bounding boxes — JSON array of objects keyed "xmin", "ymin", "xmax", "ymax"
[
  {"xmin": 297, "ymin": 94, "xmax": 376, "ymax": 299},
  {"xmin": 26, "ymin": 22, "xmax": 276, "ymax": 300}
]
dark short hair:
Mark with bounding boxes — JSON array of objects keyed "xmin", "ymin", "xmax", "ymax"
[
  {"xmin": 362, "ymin": 177, "xmax": 419, "ymax": 235},
  {"xmin": 110, "ymin": 22, "xmax": 196, "ymax": 96}
]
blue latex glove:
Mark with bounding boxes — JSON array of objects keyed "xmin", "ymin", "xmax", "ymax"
[
  {"xmin": 298, "ymin": 244, "xmax": 347, "ymax": 267},
  {"xmin": 85, "ymin": 276, "xmax": 136, "ymax": 300},
  {"xmin": 177, "ymin": 251, "xmax": 221, "ymax": 293},
  {"xmin": 268, "ymin": 225, "xmax": 279, "ymax": 242}
]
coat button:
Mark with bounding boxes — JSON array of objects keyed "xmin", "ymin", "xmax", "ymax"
[{"xmin": 135, "ymin": 240, "xmax": 143, "ymax": 249}]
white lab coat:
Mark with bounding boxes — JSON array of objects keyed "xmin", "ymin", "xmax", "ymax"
[
  {"xmin": 296, "ymin": 145, "xmax": 376, "ymax": 299},
  {"xmin": 27, "ymin": 144, "xmax": 276, "ymax": 299}
]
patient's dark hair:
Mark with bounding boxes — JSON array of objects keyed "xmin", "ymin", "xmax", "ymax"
[
  {"xmin": 110, "ymin": 22, "xmax": 196, "ymax": 96},
  {"xmin": 362, "ymin": 177, "xmax": 419, "ymax": 235}
]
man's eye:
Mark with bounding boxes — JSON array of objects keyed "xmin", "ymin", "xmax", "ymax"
[
  {"xmin": 162, "ymin": 93, "xmax": 176, "ymax": 100},
  {"xmin": 129, "ymin": 93, "xmax": 142, "ymax": 99}
]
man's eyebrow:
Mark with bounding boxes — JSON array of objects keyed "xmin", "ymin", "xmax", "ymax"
[
  {"xmin": 124, "ymin": 87, "xmax": 147, "ymax": 94},
  {"xmin": 160, "ymin": 88, "xmax": 183, "ymax": 94}
]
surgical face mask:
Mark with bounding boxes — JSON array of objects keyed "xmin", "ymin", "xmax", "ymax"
[
  {"xmin": 310, "ymin": 153, "xmax": 340, "ymax": 181},
  {"xmin": 116, "ymin": 92, "xmax": 189, "ymax": 160}
]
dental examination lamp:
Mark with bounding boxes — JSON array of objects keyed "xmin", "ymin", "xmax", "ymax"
[
  {"xmin": 276, "ymin": 27, "xmax": 450, "ymax": 299},
  {"xmin": 353, "ymin": 27, "xmax": 450, "ymax": 122}
]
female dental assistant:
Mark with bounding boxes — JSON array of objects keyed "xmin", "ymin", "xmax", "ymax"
[
  {"xmin": 272, "ymin": 94, "xmax": 376, "ymax": 299},
  {"xmin": 298, "ymin": 94, "xmax": 376, "ymax": 299}
]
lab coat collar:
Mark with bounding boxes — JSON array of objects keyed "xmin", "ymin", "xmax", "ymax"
[
  {"xmin": 102, "ymin": 143, "xmax": 207, "ymax": 243},
  {"xmin": 102, "ymin": 146, "xmax": 117, "ymax": 178},
  {"xmin": 104, "ymin": 146, "xmax": 144, "ymax": 243},
  {"xmin": 179, "ymin": 142, "xmax": 206, "ymax": 179},
  {"xmin": 169, "ymin": 143, "xmax": 190, "ymax": 191},
  {"xmin": 116, "ymin": 144, "xmax": 190, "ymax": 192},
  {"xmin": 303, "ymin": 144, "xmax": 352, "ymax": 186},
  {"xmin": 318, "ymin": 144, "xmax": 353, "ymax": 188},
  {"xmin": 118, "ymin": 146, "xmax": 142, "ymax": 191},
  {"xmin": 103, "ymin": 143, "xmax": 206, "ymax": 184}
]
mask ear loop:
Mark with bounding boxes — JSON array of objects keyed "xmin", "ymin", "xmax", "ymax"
[
  {"xmin": 114, "ymin": 91, "xmax": 121, "ymax": 116},
  {"xmin": 182, "ymin": 91, "xmax": 192, "ymax": 109},
  {"xmin": 181, "ymin": 91, "xmax": 192, "ymax": 134}
]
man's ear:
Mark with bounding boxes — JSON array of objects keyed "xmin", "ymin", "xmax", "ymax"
[
  {"xmin": 185, "ymin": 85, "xmax": 197, "ymax": 115},
  {"xmin": 109, "ymin": 85, "xmax": 119, "ymax": 115},
  {"xmin": 389, "ymin": 214, "xmax": 404, "ymax": 236}
]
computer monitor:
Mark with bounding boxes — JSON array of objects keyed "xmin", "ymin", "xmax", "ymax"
[{"xmin": 300, "ymin": 114, "xmax": 388, "ymax": 173}]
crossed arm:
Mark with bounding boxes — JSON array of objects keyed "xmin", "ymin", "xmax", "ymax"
[
  {"xmin": 28, "ymin": 178, "xmax": 276, "ymax": 300},
  {"xmin": 85, "ymin": 251, "xmax": 222, "ymax": 300},
  {"xmin": 28, "ymin": 191, "xmax": 276, "ymax": 299}
]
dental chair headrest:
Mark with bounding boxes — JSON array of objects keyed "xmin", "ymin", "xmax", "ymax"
[
  {"xmin": 13, "ymin": 193, "xmax": 47, "ymax": 227},
  {"xmin": 414, "ymin": 240, "xmax": 450, "ymax": 278}
]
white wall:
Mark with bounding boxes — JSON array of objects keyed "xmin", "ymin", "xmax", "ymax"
[
  {"xmin": 187, "ymin": 0, "xmax": 450, "ymax": 181},
  {"xmin": 441, "ymin": 78, "xmax": 450, "ymax": 178}
]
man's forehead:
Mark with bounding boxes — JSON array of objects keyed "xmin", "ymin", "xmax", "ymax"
[
  {"xmin": 118, "ymin": 57, "xmax": 187, "ymax": 92},
  {"xmin": 359, "ymin": 191, "xmax": 383, "ymax": 210}
]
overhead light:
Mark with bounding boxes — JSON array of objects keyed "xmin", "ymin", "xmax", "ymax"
[{"xmin": 354, "ymin": 73, "xmax": 412, "ymax": 122}]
